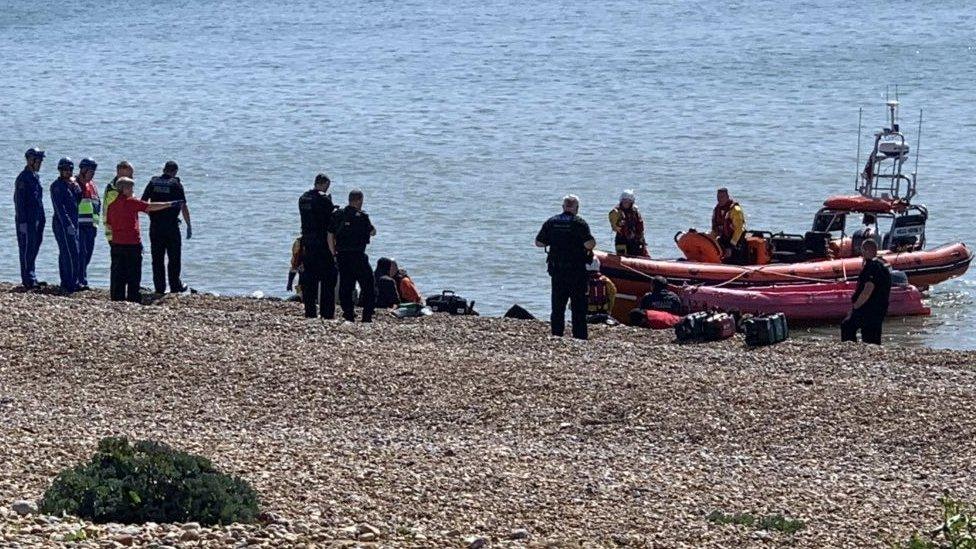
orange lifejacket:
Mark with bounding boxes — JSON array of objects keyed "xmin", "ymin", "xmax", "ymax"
[
  {"xmin": 711, "ymin": 200, "xmax": 739, "ymax": 241},
  {"xmin": 588, "ymin": 273, "xmax": 610, "ymax": 311},
  {"xmin": 398, "ymin": 275, "xmax": 423, "ymax": 304}
]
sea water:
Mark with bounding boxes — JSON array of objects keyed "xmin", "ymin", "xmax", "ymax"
[{"xmin": 1, "ymin": 0, "xmax": 973, "ymax": 348}]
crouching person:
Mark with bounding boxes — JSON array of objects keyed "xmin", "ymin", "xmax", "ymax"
[
  {"xmin": 639, "ymin": 276, "xmax": 684, "ymax": 315},
  {"xmin": 106, "ymin": 177, "xmax": 183, "ymax": 302},
  {"xmin": 586, "ymin": 257, "xmax": 616, "ymax": 323}
]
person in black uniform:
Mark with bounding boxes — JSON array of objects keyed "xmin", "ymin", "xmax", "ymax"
[
  {"xmin": 298, "ymin": 173, "xmax": 338, "ymax": 319},
  {"xmin": 329, "ymin": 189, "xmax": 377, "ymax": 322},
  {"xmin": 841, "ymin": 239, "xmax": 891, "ymax": 344},
  {"xmin": 535, "ymin": 194, "xmax": 596, "ymax": 340},
  {"xmin": 142, "ymin": 161, "xmax": 191, "ymax": 293}
]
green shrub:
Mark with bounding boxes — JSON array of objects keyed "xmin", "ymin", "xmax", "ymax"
[
  {"xmin": 707, "ymin": 509, "xmax": 806, "ymax": 535},
  {"xmin": 894, "ymin": 494, "xmax": 976, "ymax": 549},
  {"xmin": 39, "ymin": 437, "xmax": 259, "ymax": 525}
]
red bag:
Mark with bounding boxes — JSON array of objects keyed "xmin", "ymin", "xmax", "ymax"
[{"xmin": 643, "ymin": 309, "xmax": 681, "ymax": 330}]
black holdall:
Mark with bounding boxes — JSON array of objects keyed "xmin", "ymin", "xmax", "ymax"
[
  {"xmin": 743, "ymin": 313, "xmax": 789, "ymax": 346},
  {"xmin": 426, "ymin": 291, "xmax": 476, "ymax": 315},
  {"xmin": 675, "ymin": 311, "xmax": 710, "ymax": 342}
]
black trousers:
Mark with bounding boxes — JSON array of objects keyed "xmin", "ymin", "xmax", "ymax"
[
  {"xmin": 149, "ymin": 225, "xmax": 183, "ymax": 293},
  {"xmin": 841, "ymin": 307, "xmax": 886, "ymax": 344},
  {"xmin": 110, "ymin": 243, "xmax": 143, "ymax": 303},
  {"xmin": 551, "ymin": 270, "xmax": 588, "ymax": 339},
  {"xmin": 720, "ymin": 236, "xmax": 749, "ymax": 265},
  {"xmin": 300, "ymin": 257, "xmax": 337, "ymax": 319},
  {"xmin": 336, "ymin": 251, "xmax": 375, "ymax": 322}
]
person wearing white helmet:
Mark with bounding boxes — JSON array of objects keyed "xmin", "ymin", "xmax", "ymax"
[
  {"xmin": 585, "ymin": 256, "xmax": 616, "ymax": 322},
  {"xmin": 608, "ymin": 189, "xmax": 649, "ymax": 257}
]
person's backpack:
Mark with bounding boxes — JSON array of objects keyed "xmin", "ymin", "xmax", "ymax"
[
  {"xmin": 742, "ymin": 313, "xmax": 789, "ymax": 346},
  {"xmin": 426, "ymin": 291, "xmax": 475, "ymax": 315},
  {"xmin": 675, "ymin": 311, "xmax": 710, "ymax": 342},
  {"xmin": 703, "ymin": 313, "xmax": 737, "ymax": 341}
]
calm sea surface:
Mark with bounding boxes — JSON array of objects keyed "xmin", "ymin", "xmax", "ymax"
[{"xmin": 1, "ymin": 1, "xmax": 974, "ymax": 348}]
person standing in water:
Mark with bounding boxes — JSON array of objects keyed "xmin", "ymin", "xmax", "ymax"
[
  {"xmin": 14, "ymin": 147, "xmax": 47, "ymax": 289},
  {"xmin": 76, "ymin": 158, "xmax": 101, "ymax": 289},
  {"xmin": 50, "ymin": 158, "xmax": 82, "ymax": 293},
  {"xmin": 535, "ymin": 194, "xmax": 596, "ymax": 340},
  {"xmin": 142, "ymin": 160, "xmax": 191, "ymax": 293}
]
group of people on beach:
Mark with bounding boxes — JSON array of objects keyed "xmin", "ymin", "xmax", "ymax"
[
  {"xmin": 14, "ymin": 148, "xmax": 190, "ymax": 302},
  {"xmin": 288, "ymin": 173, "xmax": 422, "ymax": 322},
  {"xmin": 13, "ymin": 145, "xmax": 889, "ymax": 344}
]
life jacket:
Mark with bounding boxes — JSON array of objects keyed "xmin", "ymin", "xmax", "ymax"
[
  {"xmin": 103, "ymin": 180, "xmax": 120, "ymax": 241},
  {"xmin": 611, "ymin": 206, "xmax": 646, "ymax": 240},
  {"xmin": 398, "ymin": 275, "xmax": 423, "ymax": 304},
  {"xmin": 78, "ymin": 180, "xmax": 101, "ymax": 226},
  {"xmin": 587, "ymin": 273, "xmax": 610, "ymax": 312},
  {"xmin": 711, "ymin": 200, "xmax": 740, "ymax": 240}
]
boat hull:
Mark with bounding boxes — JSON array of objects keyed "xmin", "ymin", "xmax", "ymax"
[
  {"xmin": 598, "ymin": 242, "xmax": 971, "ymax": 322},
  {"xmin": 680, "ymin": 282, "xmax": 930, "ymax": 322}
]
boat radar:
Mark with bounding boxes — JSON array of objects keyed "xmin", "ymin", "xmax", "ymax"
[{"xmin": 855, "ymin": 98, "xmax": 922, "ymax": 202}]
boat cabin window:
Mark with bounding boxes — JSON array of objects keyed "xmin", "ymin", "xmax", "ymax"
[{"xmin": 812, "ymin": 211, "xmax": 845, "ymax": 234}]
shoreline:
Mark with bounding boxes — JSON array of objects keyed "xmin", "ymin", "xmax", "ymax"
[{"xmin": 0, "ymin": 285, "xmax": 974, "ymax": 547}]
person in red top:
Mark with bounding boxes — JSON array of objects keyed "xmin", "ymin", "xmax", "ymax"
[{"xmin": 106, "ymin": 177, "xmax": 182, "ymax": 302}]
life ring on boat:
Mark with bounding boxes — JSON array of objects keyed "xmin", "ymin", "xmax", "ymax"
[{"xmin": 675, "ymin": 229, "xmax": 723, "ymax": 264}]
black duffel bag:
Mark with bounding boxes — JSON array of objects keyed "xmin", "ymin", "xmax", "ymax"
[
  {"xmin": 675, "ymin": 311, "xmax": 710, "ymax": 342},
  {"xmin": 743, "ymin": 313, "xmax": 789, "ymax": 346},
  {"xmin": 426, "ymin": 291, "xmax": 475, "ymax": 315}
]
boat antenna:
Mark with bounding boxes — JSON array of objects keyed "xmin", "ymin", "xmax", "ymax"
[
  {"xmin": 854, "ymin": 107, "xmax": 863, "ymax": 187},
  {"xmin": 913, "ymin": 108, "xmax": 923, "ymax": 180}
]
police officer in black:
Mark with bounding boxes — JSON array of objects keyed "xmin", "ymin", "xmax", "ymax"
[
  {"xmin": 142, "ymin": 160, "xmax": 191, "ymax": 293},
  {"xmin": 841, "ymin": 238, "xmax": 892, "ymax": 344},
  {"xmin": 535, "ymin": 194, "xmax": 596, "ymax": 340},
  {"xmin": 328, "ymin": 189, "xmax": 377, "ymax": 322},
  {"xmin": 298, "ymin": 173, "xmax": 338, "ymax": 319}
]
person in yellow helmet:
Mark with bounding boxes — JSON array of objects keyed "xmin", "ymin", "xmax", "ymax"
[{"xmin": 710, "ymin": 187, "xmax": 747, "ymax": 265}]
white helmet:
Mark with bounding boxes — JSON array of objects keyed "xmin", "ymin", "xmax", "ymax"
[{"xmin": 620, "ymin": 189, "xmax": 636, "ymax": 203}]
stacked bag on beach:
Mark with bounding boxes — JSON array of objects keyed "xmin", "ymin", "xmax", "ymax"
[
  {"xmin": 741, "ymin": 313, "xmax": 789, "ymax": 346},
  {"xmin": 674, "ymin": 311, "xmax": 788, "ymax": 346}
]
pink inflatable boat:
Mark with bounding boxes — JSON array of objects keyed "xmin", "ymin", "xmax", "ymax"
[{"xmin": 679, "ymin": 282, "xmax": 930, "ymax": 323}]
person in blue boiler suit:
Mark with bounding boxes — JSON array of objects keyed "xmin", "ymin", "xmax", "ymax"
[
  {"xmin": 50, "ymin": 157, "xmax": 82, "ymax": 293},
  {"xmin": 14, "ymin": 147, "xmax": 47, "ymax": 289}
]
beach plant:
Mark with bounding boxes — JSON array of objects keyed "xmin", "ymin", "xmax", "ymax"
[
  {"xmin": 894, "ymin": 494, "xmax": 976, "ymax": 549},
  {"xmin": 707, "ymin": 509, "xmax": 806, "ymax": 535},
  {"xmin": 38, "ymin": 437, "xmax": 259, "ymax": 525}
]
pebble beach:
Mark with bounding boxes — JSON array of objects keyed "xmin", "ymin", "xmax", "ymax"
[{"xmin": 1, "ymin": 285, "xmax": 975, "ymax": 548}]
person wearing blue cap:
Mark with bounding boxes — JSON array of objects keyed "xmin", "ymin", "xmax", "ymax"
[
  {"xmin": 50, "ymin": 157, "xmax": 82, "ymax": 293},
  {"xmin": 14, "ymin": 148, "xmax": 47, "ymax": 288}
]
